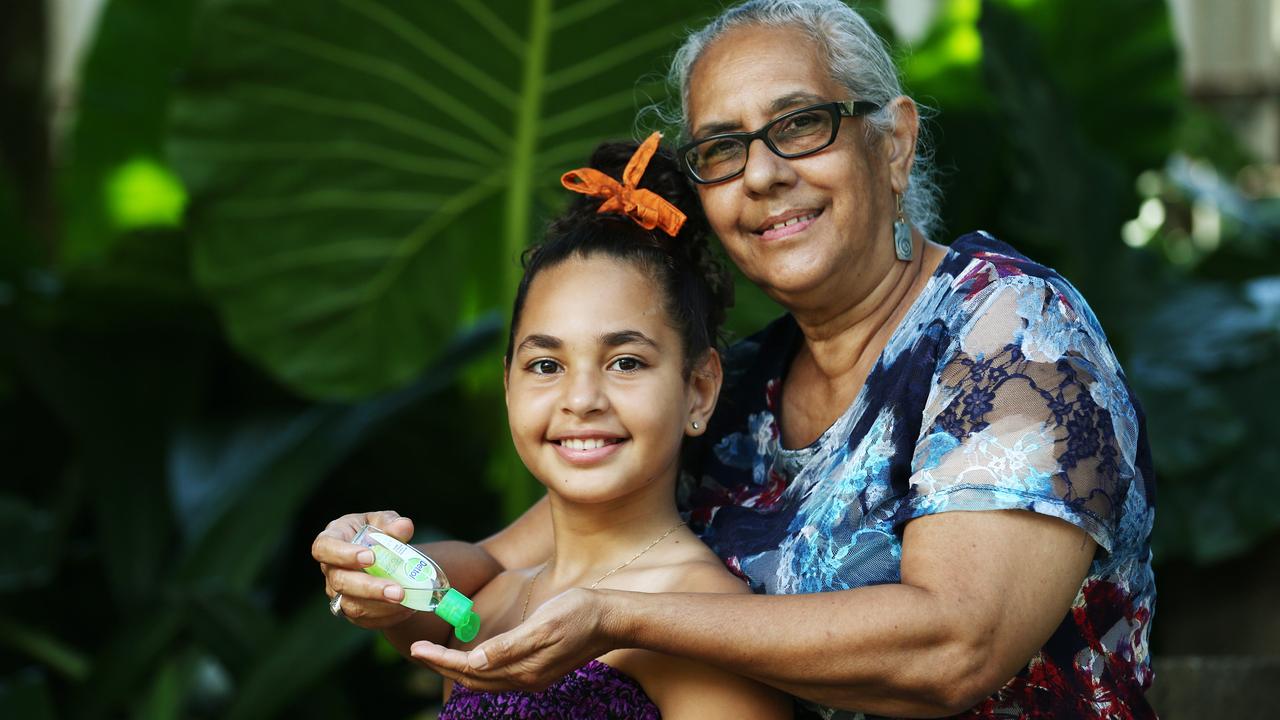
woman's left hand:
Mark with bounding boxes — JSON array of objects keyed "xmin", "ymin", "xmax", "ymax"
[{"xmin": 410, "ymin": 587, "xmax": 619, "ymax": 692}]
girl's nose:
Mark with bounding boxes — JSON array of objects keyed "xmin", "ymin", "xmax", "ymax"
[{"xmin": 562, "ymin": 368, "xmax": 608, "ymax": 417}]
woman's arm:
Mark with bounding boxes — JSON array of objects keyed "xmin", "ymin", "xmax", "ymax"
[
  {"xmin": 312, "ymin": 497, "xmax": 554, "ymax": 656},
  {"xmin": 411, "ymin": 508, "xmax": 1094, "ymax": 718},
  {"xmin": 610, "ymin": 564, "xmax": 792, "ymax": 719}
]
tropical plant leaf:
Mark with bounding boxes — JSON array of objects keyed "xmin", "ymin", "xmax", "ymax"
[
  {"xmin": 185, "ymin": 584, "xmax": 279, "ymax": 679},
  {"xmin": 171, "ymin": 315, "xmax": 501, "ymax": 587},
  {"xmin": 222, "ymin": 599, "xmax": 369, "ymax": 720},
  {"xmin": 0, "ymin": 615, "xmax": 90, "ymax": 682},
  {"xmin": 169, "ymin": 0, "xmax": 716, "ymax": 399},
  {"xmin": 75, "ymin": 605, "xmax": 186, "ymax": 720},
  {"xmin": 131, "ymin": 650, "xmax": 200, "ymax": 720}
]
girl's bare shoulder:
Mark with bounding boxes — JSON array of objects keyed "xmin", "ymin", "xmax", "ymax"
[{"xmin": 627, "ymin": 539, "xmax": 752, "ymax": 595}]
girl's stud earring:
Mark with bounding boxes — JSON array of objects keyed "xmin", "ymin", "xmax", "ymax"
[{"xmin": 691, "ymin": 420, "xmax": 700, "ymax": 431}]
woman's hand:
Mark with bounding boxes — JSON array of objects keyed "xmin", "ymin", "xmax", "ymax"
[
  {"xmin": 409, "ymin": 587, "xmax": 617, "ymax": 692},
  {"xmin": 312, "ymin": 510, "xmax": 417, "ymax": 629}
]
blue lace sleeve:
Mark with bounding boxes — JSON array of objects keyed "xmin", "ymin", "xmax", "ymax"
[{"xmin": 902, "ymin": 276, "xmax": 1141, "ymax": 552}]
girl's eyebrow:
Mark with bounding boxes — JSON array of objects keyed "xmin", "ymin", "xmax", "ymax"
[
  {"xmin": 600, "ymin": 330, "xmax": 659, "ymax": 349},
  {"xmin": 515, "ymin": 330, "xmax": 659, "ymax": 353},
  {"xmin": 516, "ymin": 334, "xmax": 561, "ymax": 353}
]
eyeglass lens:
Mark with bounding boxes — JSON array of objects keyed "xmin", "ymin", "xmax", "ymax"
[{"xmin": 686, "ymin": 106, "xmax": 837, "ymax": 182}]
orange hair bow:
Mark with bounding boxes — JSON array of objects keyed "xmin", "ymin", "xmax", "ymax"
[{"xmin": 560, "ymin": 131, "xmax": 687, "ymax": 237}]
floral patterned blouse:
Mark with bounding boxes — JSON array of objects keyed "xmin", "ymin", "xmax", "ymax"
[{"xmin": 681, "ymin": 233, "xmax": 1156, "ymax": 719}]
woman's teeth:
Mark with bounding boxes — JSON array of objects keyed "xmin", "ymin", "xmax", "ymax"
[
  {"xmin": 768, "ymin": 212, "xmax": 817, "ymax": 231},
  {"xmin": 560, "ymin": 438, "xmax": 618, "ymax": 450}
]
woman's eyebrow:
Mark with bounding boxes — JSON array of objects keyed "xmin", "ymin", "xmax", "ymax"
[
  {"xmin": 600, "ymin": 330, "xmax": 659, "ymax": 349},
  {"xmin": 693, "ymin": 118, "xmax": 742, "ymax": 138},
  {"xmin": 768, "ymin": 90, "xmax": 824, "ymax": 113},
  {"xmin": 692, "ymin": 91, "xmax": 828, "ymax": 138}
]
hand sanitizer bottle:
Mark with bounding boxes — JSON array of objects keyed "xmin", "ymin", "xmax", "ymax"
[{"xmin": 353, "ymin": 525, "xmax": 481, "ymax": 642}]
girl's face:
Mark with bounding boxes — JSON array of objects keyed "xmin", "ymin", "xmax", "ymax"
[
  {"xmin": 505, "ymin": 255, "xmax": 719, "ymax": 506},
  {"xmin": 685, "ymin": 24, "xmax": 916, "ymax": 313}
]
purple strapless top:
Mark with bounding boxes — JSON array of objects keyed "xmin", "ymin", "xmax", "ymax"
[{"xmin": 440, "ymin": 659, "xmax": 660, "ymax": 719}]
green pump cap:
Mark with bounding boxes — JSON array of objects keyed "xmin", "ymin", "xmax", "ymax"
[{"xmin": 436, "ymin": 587, "xmax": 481, "ymax": 643}]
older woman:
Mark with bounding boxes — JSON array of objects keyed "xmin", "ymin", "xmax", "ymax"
[{"xmin": 313, "ymin": 1, "xmax": 1155, "ymax": 717}]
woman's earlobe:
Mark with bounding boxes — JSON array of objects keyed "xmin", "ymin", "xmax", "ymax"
[{"xmin": 887, "ymin": 96, "xmax": 920, "ymax": 185}]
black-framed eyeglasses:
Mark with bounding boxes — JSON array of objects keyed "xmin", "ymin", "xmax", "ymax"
[{"xmin": 678, "ymin": 100, "xmax": 881, "ymax": 184}]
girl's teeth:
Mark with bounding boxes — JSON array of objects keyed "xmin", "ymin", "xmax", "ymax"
[{"xmin": 562, "ymin": 438, "xmax": 612, "ymax": 450}]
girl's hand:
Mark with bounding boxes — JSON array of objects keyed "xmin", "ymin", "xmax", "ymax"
[
  {"xmin": 312, "ymin": 510, "xmax": 417, "ymax": 629},
  {"xmin": 410, "ymin": 587, "xmax": 617, "ymax": 692}
]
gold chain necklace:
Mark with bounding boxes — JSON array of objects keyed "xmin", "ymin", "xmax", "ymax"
[{"xmin": 520, "ymin": 521, "xmax": 686, "ymax": 622}]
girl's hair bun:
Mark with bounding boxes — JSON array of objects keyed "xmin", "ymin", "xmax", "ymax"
[{"xmin": 507, "ymin": 137, "xmax": 734, "ymax": 373}]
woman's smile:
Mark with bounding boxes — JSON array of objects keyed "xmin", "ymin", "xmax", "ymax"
[{"xmin": 754, "ymin": 207, "xmax": 824, "ymax": 242}]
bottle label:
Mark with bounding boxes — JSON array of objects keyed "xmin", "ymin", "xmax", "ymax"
[{"xmin": 359, "ymin": 529, "xmax": 440, "ymax": 589}]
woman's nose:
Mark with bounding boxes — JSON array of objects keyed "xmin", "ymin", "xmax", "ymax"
[
  {"xmin": 741, "ymin": 138, "xmax": 795, "ymax": 195},
  {"xmin": 561, "ymin": 368, "xmax": 608, "ymax": 416}
]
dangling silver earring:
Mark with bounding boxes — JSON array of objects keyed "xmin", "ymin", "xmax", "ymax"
[
  {"xmin": 893, "ymin": 192, "xmax": 913, "ymax": 262},
  {"xmin": 691, "ymin": 420, "xmax": 700, "ymax": 431}
]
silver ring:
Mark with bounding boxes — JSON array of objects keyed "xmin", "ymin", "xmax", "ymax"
[{"xmin": 329, "ymin": 592, "xmax": 345, "ymax": 618}]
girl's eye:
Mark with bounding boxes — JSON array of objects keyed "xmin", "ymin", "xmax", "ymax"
[
  {"xmin": 609, "ymin": 356, "xmax": 646, "ymax": 372},
  {"xmin": 528, "ymin": 359, "xmax": 561, "ymax": 375}
]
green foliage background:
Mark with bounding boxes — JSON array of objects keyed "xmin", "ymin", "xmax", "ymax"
[{"xmin": 1, "ymin": 0, "xmax": 1277, "ymax": 717}]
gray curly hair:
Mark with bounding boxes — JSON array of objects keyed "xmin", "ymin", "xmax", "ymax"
[{"xmin": 664, "ymin": 0, "xmax": 942, "ymax": 241}]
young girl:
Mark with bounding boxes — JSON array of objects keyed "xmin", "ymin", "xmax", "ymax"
[{"xmin": 426, "ymin": 135, "xmax": 791, "ymax": 718}]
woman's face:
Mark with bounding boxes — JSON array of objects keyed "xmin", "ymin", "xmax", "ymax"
[
  {"xmin": 686, "ymin": 25, "xmax": 913, "ymax": 311},
  {"xmin": 505, "ymin": 255, "xmax": 715, "ymax": 507}
]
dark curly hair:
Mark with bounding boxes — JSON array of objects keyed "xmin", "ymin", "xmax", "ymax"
[{"xmin": 504, "ymin": 139, "xmax": 733, "ymax": 376}]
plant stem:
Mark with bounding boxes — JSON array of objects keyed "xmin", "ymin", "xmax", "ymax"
[
  {"xmin": 504, "ymin": 0, "xmax": 552, "ymax": 308},
  {"xmin": 0, "ymin": 616, "xmax": 90, "ymax": 681}
]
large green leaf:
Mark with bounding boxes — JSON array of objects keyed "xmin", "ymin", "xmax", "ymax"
[{"xmin": 169, "ymin": 0, "xmax": 714, "ymax": 399}]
